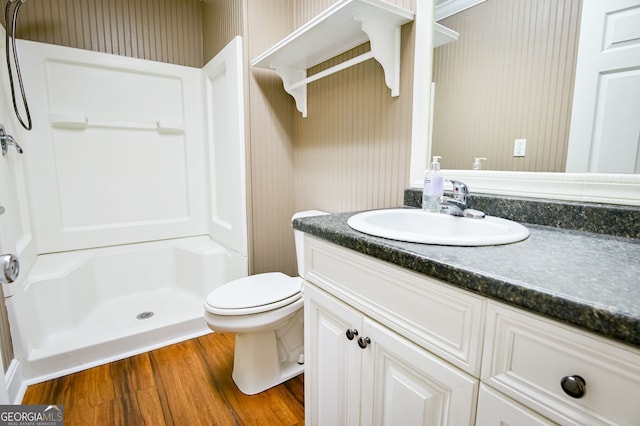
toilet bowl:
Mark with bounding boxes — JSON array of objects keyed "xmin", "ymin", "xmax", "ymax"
[{"xmin": 203, "ymin": 210, "xmax": 327, "ymax": 395}]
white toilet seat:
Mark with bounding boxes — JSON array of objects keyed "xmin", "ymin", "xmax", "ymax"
[{"xmin": 205, "ymin": 272, "xmax": 303, "ymax": 316}]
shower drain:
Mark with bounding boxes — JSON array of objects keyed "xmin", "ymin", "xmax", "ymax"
[{"xmin": 136, "ymin": 311, "xmax": 154, "ymax": 320}]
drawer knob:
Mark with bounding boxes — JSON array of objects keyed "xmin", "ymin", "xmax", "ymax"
[
  {"xmin": 345, "ymin": 329, "xmax": 358, "ymax": 341},
  {"xmin": 561, "ymin": 375, "xmax": 586, "ymax": 398},
  {"xmin": 357, "ymin": 336, "xmax": 371, "ymax": 349}
]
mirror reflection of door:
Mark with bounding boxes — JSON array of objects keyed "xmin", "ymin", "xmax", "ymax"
[
  {"xmin": 566, "ymin": 0, "xmax": 640, "ymax": 174},
  {"xmin": 431, "ymin": 0, "xmax": 582, "ymax": 173}
]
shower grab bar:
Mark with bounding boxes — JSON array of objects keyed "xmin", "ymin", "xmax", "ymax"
[
  {"xmin": 0, "ymin": 124, "xmax": 23, "ymax": 155},
  {"xmin": 49, "ymin": 113, "xmax": 184, "ymax": 134}
]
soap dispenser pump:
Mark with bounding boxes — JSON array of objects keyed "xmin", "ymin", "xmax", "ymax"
[
  {"xmin": 472, "ymin": 157, "xmax": 487, "ymax": 170},
  {"xmin": 422, "ymin": 156, "xmax": 444, "ymax": 212}
]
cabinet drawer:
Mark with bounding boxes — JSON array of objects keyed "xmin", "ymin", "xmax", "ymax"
[
  {"xmin": 476, "ymin": 384, "xmax": 555, "ymax": 426},
  {"xmin": 482, "ymin": 302, "xmax": 640, "ymax": 425},
  {"xmin": 304, "ymin": 235, "xmax": 485, "ymax": 376}
]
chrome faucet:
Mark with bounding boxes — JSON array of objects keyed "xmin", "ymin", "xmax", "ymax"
[{"xmin": 440, "ymin": 180, "xmax": 485, "ymax": 218}]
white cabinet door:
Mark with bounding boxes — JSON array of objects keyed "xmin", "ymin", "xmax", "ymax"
[
  {"xmin": 304, "ymin": 284, "xmax": 363, "ymax": 426},
  {"xmin": 305, "ymin": 283, "xmax": 479, "ymax": 426},
  {"xmin": 360, "ymin": 318, "xmax": 478, "ymax": 426}
]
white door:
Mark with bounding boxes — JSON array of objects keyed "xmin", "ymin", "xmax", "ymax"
[
  {"xmin": 360, "ymin": 318, "xmax": 478, "ymax": 425},
  {"xmin": 304, "ymin": 284, "xmax": 363, "ymax": 426},
  {"xmin": 566, "ymin": 0, "xmax": 640, "ymax": 173}
]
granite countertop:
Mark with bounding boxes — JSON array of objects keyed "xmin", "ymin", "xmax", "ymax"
[{"xmin": 293, "ymin": 210, "xmax": 640, "ymax": 349}]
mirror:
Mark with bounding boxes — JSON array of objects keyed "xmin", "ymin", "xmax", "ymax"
[
  {"xmin": 430, "ymin": 0, "xmax": 640, "ymax": 174},
  {"xmin": 409, "ymin": 0, "xmax": 640, "ymax": 207}
]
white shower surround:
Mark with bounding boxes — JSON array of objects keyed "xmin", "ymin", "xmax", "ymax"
[
  {"xmin": 7, "ymin": 236, "xmax": 247, "ymax": 382},
  {"xmin": 2, "ymin": 36, "xmax": 248, "ymax": 401}
]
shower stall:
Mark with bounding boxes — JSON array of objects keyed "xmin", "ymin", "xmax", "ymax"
[{"xmin": 0, "ymin": 24, "xmax": 248, "ymax": 401}]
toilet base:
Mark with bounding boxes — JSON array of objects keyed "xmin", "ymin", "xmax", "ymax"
[{"xmin": 232, "ymin": 329, "xmax": 304, "ymax": 395}]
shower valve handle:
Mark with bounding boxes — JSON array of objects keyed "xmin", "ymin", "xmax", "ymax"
[
  {"xmin": 0, "ymin": 125, "xmax": 23, "ymax": 156},
  {"xmin": 0, "ymin": 254, "xmax": 20, "ymax": 284}
]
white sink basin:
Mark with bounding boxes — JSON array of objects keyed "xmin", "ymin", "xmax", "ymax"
[{"xmin": 347, "ymin": 208, "xmax": 530, "ymax": 246}]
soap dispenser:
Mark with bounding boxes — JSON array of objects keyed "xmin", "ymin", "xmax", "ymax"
[
  {"xmin": 422, "ymin": 156, "xmax": 444, "ymax": 212},
  {"xmin": 472, "ymin": 157, "xmax": 487, "ymax": 170}
]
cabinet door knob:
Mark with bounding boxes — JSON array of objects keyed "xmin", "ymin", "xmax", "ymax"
[
  {"xmin": 345, "ymin": 329, "xmax": 359, "ymax": 340},
  {"xmin": 561, "ymin": 375, "xmax": 586, "ymax": 398},
  {"xmin": 357, "ymin": 336, "xmax": 371, "ymax": 349}
]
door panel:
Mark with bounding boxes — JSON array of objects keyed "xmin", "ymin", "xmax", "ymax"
[
  {"xmin": 566, "ymin": 0, "xmax": 640, "ymax": 173},
  {"xmin": 304, "ymin": 284, "xmax": 362, "ymax": 426},
  {"xmin": 361, "ymin": 319, "xmax": 478, "ymax": 426}
]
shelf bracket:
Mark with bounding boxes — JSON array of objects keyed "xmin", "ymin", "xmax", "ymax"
[
  {"xmin": 251, "ymin": 0, "xmax": 413, "ymax": 117},
  {"xmin": 357, "ymin": 17, "xmax": 402, "ymax": 97},
  {"xmin": 274, "ymin": 67, "xmax": 308, "ymax": 117},
  {"xmin": 271, "ymin": 19, "xmax": 402, "ymax": 117}
]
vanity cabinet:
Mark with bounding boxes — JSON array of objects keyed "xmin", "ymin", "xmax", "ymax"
[
  {"xmin": 305, "ymin": 284, "xmax": 478, "ymax": 425},
  {"xmin": 303, "ymin": 236, "xmax": 483, "ymax": 425},
  {"xmin": 475, "ymin": 384, "xmax": 555, "ymax": 425},
  {"xmin": 302, "ymin": 233, "xmax": 640, "ymax": 425},
  {"xmin": 481, "ymin": 303, "xmax": 640, "ymax": 425}
]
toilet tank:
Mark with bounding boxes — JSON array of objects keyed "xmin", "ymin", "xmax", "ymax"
[{"xmin": 291, "ymin": 210, "xmax": 328, "ymax": 278}]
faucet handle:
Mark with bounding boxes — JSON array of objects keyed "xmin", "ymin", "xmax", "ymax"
[
  {"xmin": 447, "ymin": 180, "xmax": 468, "ymax": 195},
  {"xmin": 439, "ymin": 195, "xmax": 465, "ymax": 207},
  {"xmin": 446, "ymin": 180, "xmax": 468, "ymax": 205},
  {"xmin": 439, "ymin": 196, "xmax": 465, "ymax": 217}
]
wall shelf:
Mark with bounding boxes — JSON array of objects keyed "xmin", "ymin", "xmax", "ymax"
[
  {"xmin": 251, "ymin": 0, "xmax": 414, "ymax": 117},
  {"xmin": 434, "ymin": 23, "xmax": 459, "ymax": 47},
  {"xmin": 435, "ymin": 0, "xmax": 486, "ymax": 21}
]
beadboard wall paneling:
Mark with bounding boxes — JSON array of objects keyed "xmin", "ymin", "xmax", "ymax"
[
  {"xmin": 294, "ymin": 0, "xmax": 416, "ymax": 213},
  {"xmin": 293, "ymin": 0, "xmax": 415, "ymax": 29},
  {"xmin": 246, "ymin": 0, "xmax": 416, "ymax": 276},
  {"xmin": 245, "ymin": 0, "xmax": 298, "ymax": 275},
  {"xmin": 295, "ymin": 31, "xmax": 415, "ymax": 213},
  {"xmin": 11, "ymin": 0, "xmax": 203, "ymax": 67},
  {"xmin": 0, "ymin": 286, "xmax": 10, "ymax": 371},
  {"xmin": 432, "ymin": 0, "xmax": 582, "ymax": 172},
  {"xmin": 202, "ymin": 0, "xmax": 243, "ymax": 64}
]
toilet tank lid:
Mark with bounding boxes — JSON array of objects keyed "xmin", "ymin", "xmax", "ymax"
[
  {"xmin": 291, "ymin": 210, "xmax": 328, "ymax": 221},
  {"xmin": 206, "ymin": 272, "xmax": 303, "ymax": 310}
]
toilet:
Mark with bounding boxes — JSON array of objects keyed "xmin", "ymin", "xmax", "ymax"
[{"xmin": 204, "ymin": 210, "xmax": 327, "ymax": 395}]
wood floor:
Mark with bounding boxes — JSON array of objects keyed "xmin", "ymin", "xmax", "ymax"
[{"xmin": 22, "ymin": 332, "xmax": 305, "ymax": 425}]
